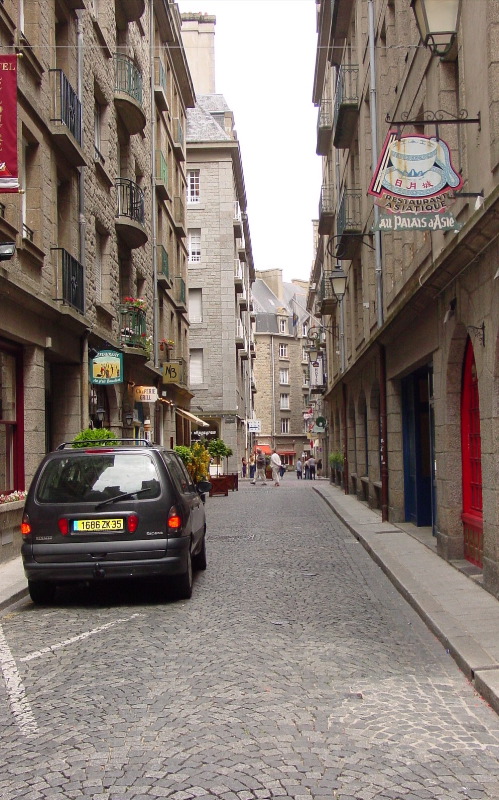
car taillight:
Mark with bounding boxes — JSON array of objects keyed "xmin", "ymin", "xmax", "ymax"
[
  {"xmin": 167, "ymin": 506, "xmax": 182, "ymax": 530},
  {"xmin": 58, "ymin": 518, "xmax": 69, "ymax": 535},
  {"xmin": 21, "ymin": 514, "xmax": 31, "ymax": 536},
  {"xmin": 127, "ymin": 514, "xmax": 139, "ymax": 533}
]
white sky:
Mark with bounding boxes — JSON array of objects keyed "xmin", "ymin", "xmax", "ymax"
[{"xmin": 178, "ymin": 0, "xmax": 322, "ymax": 283}]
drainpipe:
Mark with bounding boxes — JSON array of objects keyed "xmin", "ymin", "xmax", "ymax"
[
  {"xmin": 270, "ymin": 334, "xmax": 276, "ymax": 450},
  {"xmin": 379, "ymin": 343, "xmax": 388, "ymax": 521},
  {"xmin": 368, "ymin": 0, "xmax": 384, "ymax": 329},
  {"xmin": 77, "ymin": 11, "xmax": 88, "ymax": 429},
  {"xmin": 150, "ymin": 0, "xmax": 159, "ymax": 370}
]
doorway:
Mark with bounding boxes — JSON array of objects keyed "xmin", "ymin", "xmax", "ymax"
[{"xmin": 402, "ymin": 365, "xmax": 435, "ymax": 528}]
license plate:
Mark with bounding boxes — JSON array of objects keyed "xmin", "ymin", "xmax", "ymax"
[{"xmin": 72, "ymin": 518, "xmax": 124, "ymax": 533}]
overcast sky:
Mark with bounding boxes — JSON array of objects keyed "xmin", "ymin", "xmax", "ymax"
[{"xmin": 178, "ymin": 0, "xmax": 322, "ymax": 283}]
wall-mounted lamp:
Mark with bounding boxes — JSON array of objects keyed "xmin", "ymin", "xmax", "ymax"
[
  {"xmin": 329, "ymin": 264, "xmax": 348, "ymax": 301},
  {"xmin": 95, "ymin": 406, "xmax": 106, "ymax": 423},
  {"xmin": 0, "ymin": 241, "xmax": 16, "ymax": 261},
  {"xmin": 467, "ymin": 322, "xmax": 485, "ymax": 347},
  {"xmin": 123, "ymin": 409, "xmax": 134, "ymax": 427},
  {"xmin": 443, "ymin": 298, "xmax": 457, "ymax": 324},
  {"xmin": 308, "ymin": 346, "xmax": 320, "ymax": 362},
  {"xmin": 410, "ymin": 0, "xmax": 462, "ymax": 58}
]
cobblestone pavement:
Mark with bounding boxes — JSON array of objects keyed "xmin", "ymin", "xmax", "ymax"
[{"xmin": 1, "ymin": 481, "xmax": 499, "ymax": 800}]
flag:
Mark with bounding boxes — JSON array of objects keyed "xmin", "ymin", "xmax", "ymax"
[{"xmin": 0, "ymin": 56, "xmax": 19, "ymax": 193}]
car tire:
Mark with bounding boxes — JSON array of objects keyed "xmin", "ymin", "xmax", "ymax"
[
  {"xmin": 175, "ymin": 548, "xmax": 193, "ymax": 599},
  {"xmin": 192, "ymin": 534, "xmax": 207, "ymax": 571},
  {"xmin": 28, "ymin": 580, "xmax": 56, "ymax": 605}
]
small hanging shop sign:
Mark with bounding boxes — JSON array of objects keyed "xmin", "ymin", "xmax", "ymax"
[
  {"xmin": 133, "ymin": 386, "xmax": 158, "ymax": 403},
  {"xmin": 369, "ymin": 131, "xmax": 463, "ymax": 232},
  {"xmin": 91, "ymin": 350, "xmax": 123, "ymax": 384}
]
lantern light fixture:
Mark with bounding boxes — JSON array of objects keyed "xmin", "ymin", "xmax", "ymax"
[
  {"xmin": 329, "ymin": 264, "xmax": 348, "ymax": 301},
  {"xmin": 308, "ymin": 346, "xmax": 319, "ymax": 362},
  {"xmin": 124, "ymin": 409, "xmax": 134, "ymax": 427},
  {"xmin": 410, "ymin": 0, "xmax": 462, "ymax": 58},
  {"xmin": 95, "ymin": 406, "xmax": 106, "ymax": 423}
]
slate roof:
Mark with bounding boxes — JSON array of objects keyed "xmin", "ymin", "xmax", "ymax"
[
  {"xmin": 186, "ymin": 94, "xmax": 233, "ymax": 142},
  {"xmin": 252, "ymin": 278, "xmax": 309, "ymax": 334}
]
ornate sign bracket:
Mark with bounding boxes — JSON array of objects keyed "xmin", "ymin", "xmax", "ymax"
[{"xmin": 385, "ymin": 108, "xmax": 481, "ymax": 135}]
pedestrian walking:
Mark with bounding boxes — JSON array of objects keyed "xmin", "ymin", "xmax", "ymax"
[
  {"xmin": 308, "ymin": 455, "xmax": 316, "ymax": 480},
  {"xmin": 296, "ymin": 458, "xmax": 303, "ymax": 479},
  {"xmin": 279, "ymin": 462, "xmax": 286, "ymax": 479},
  {"xmin": 249, "ymin": 453, "xmax": 256, "ymax": 480},
  {"xmin": 270, "ymin": 449, "xmax": 282, "ymax": 486},
  {"xmin": 317, "ymin": 458, "xmax": 322, "ymax": 477},
  {"xmin": 241, "ymin": 457, "xmax": 247, "ymax": 478},
  {"xmin": 304, "ymin": 458, "xmax": 310, "ymax": 480},
  {"xmin": 251, "ymin": 448, "xmax": 267, "ymax": 485}
]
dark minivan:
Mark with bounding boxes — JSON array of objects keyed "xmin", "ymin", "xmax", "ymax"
[{"xmin": 21, "ymin": 440, "xmax": 211, "ymax": 604}]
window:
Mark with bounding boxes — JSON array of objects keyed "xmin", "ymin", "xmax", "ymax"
[
  {"xmin": 279, "ymin": 343, "xmax": 288, "ymax": 358},
  {"xmin": 187, "ymin": 170, "xmax": 200, "ymax": 204},
  {"xmin": 302, "ymin": 346, "xmax": 308, "ymax": 362},
  {"xmin": 279, "ymin": 318, "xmax": 287, "ymax": 334},
  {"xmin": 280, "ymin": 418, "xmax": 289, "ymax": 434},
  {"xmin": 302, "ymin": 321, "xmax": 308, "ymax": 338},
  {"xmin": 303, "ymin": 370, "xmax": 309, "ymax": 386},
  {"xmin": 188, "ymin": 288, "xmax": 203, "ymax": 323},
  {"xmin": 279, "ymin": 368, "xmax": 289, "ymax": 385},
  {"xmin": 188, "ymin": 228, "xmax": 201, "ymax": 263},
  {"xmin": 189, "ymin": 349, "xmax": 203, "ymax": 385},
  {"xmin": 280, "ymin": 393, "xmax": 289, "ymax": 409}
]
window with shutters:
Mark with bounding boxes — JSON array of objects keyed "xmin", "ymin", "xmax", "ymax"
[
  {"xmin": 187, "ymin": 170, "xmax": 200, "ymax": 204},
  {"xmin": 188, "ymin": 288, "xmax": 202, "ymax": 323},
  {"xmin": 188, "ymin": 228, "xmax": 201, "ymax": 263},
  {"xmin": 189, "ymin": 348, "xmax": 203, "ymax": 385}
]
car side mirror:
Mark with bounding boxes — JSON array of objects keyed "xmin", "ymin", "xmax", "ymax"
[{"xmin": 196, "ymin": 480, "xmax": 212, "ymax": 495}]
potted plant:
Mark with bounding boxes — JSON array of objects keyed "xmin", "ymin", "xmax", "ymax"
[
  {"xmin": 122, "ymin": 296, "xmax": 146, "ymax": 311},
  {"xmin": 159, "ymin": 338, "xmax": 175, "ymax": 353},
  {"xmin": 329, "ymin": 451, "xmax": 344, "ymax": 484},
  {"xmin": 72, "ymin": 427, "xmax": 118, "ymax": 447},
  {"xmin": 175, "ymin": 442, "xmax": 210, "ymax": 483}
]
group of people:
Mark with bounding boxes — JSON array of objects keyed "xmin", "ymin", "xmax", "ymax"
[
  {"xmin": 296, "ymin": 455, "xmax": 322, "ymax": 480},
  {"xmin": 241, "ymin": 450, "xmax": 322, "ymax": 485}
]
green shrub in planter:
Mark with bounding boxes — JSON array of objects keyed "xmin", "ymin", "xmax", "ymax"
[
  {"xmin": 72, "ymin": 428, "xmax": 118, "ymax": 447},
  {"xmin": 329, "ymin": 451, "xmax": 344, "ymax": 470}
]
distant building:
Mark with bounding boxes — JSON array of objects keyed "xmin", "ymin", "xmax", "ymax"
[
  {"xmin": 252, "ymin": 269, "xmax": 318, "ymax": 469},
  {"xmin": 182, "ymin": 14, "xmax": 255, "ymax": 470}
]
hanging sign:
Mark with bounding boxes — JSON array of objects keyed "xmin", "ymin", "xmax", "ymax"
[
  {"xmin": 162, "ymin": 360, "xmax": 183, "ymax": 384},
  {"xmin": 0, "ymin": 56, "xmax": 19, "ymax": 193},
  {"xmin": 369, "ymin": 131, "xmax": 463, "ymax": 231},
  {"xmin": 91, "ymin": 350, "xmax": 123, "ymax": 385},
  {"xmin": 133, "ymin": 386, "xmax": 158, "ymax": 403},
  {"xmin": 247, "ymin": 419, "xmax": 261, "ymax": 433}
]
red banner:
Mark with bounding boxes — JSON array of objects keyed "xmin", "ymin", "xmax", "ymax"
[{"xmin": 0, "ymin": 55, "xmax": 18, "ymax": 193}]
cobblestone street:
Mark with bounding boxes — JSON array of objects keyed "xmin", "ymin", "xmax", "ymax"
[{"xmin": 1, "ymin": 481, "xmax": 499, "ymax": 800}]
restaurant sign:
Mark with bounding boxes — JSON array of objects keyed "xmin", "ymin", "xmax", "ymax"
[
  {"xmin": 369, "ymin": 131, "xmax": 463, "ymax": 232},
  {"xmin": 91, "ymin": 350, "xmax": 123, "ymax": 385},
  {"xmin": 133, "ymin": 386, "xmax": 158, "ymax": 403}
]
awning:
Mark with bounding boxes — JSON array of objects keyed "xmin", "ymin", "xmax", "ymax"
[
  {"xmin": 175, "ymin": 408, "xmax": 209, "ymax": 427},
  {"xmin": 255, "ymin": 444, "xmax": 271, "ymax": 455},
  {"xmin": 278, "ymin": 450, "xmax": 296, "ymax": 456}
]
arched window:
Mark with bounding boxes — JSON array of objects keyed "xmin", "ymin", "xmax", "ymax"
[{"xmin": 461, "ymin": 339, "xmax": 483, "ymax": 566}]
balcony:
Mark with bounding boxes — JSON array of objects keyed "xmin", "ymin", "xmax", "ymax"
[
  {"xmin": 233, "ymin": 201, "xmax": 243, "ymax": 238},
  {"xmin": 154, "ymin": 57, "xmax": 168, "ymax": 112},
  {"xmin": 238, "ymin": 286, "xmax": 248, "ymax": 311},
  {"xmin": 174, "ymin": 276, "xmax": 186, "ymax": 310},
  {"xmin": 119, "ymin": 305, "xmax": 147, "ymax": 350},
  {"xmin": 335, "ymin": 189, "xmax": 362, "ymax": 259},
  {"xmin": 52, "ymin": 248, "xmax": 85, "ymax": 314},
  {"xmin": 172, "ymin": 118, "xmax": 185, "ymax": 161},
  {"xmin": 237, "ymin": 239, "xmax": 246, "ymax": 261},
  {"xmin": 173, "ymin": 195, "xmax": 186, "ymax": 237},
  {"xmin": 49, "ymin": 70, "xmax": 86, "ymax": 166},
  {"xmin": 235, "ymin": 318, "xmax": 244, "ymax": 348},
  {"xmin": 318, "ymin": 183, "xmax": 334, "ymax": 235},
  {"xmin": 318, "ymin": 271, "xmax": 339, "ymax": 316},
  {"xmin": 115, "ymin": 0, "xmax": 145, "ymax": 28},
  {"xmin": 333, "ymin": 66, "xmax": 359, "ymax": 149},
  {"xmin": 155, "ymin": 150, "xmax": 170, "ymax": 200},
  {"xmin": 115, "ymin": 178, "xmax": 147, "ymax": 249},
  {"xmin": 240, "ymin": 337, "xmax": 249, "ymax": 360},
  {"xmin": 114, "ymin": 53, "xmax": 146, "ymax": 135},
  {"xmin": 316, "ymin": 99, "xmax": 333, "ymax": 156},
  {"xmin": 234, "ymin": 259, "xmax": 244, "ymax": 292},
  {"xmin": 157, "ymin": 244, "xmax": 171, "ymax": 288}
]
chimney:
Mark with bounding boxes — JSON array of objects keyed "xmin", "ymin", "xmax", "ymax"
[{"xmin": 181, "ymin": 13, "xmax": 217, "ymax": 95}]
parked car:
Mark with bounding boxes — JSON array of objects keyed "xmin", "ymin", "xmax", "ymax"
[{"xmin": 21, "ymin": 439, "xmax": 212, "ymax": 604}]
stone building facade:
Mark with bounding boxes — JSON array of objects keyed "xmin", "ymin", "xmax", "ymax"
[
  {"xmin": 252, "ymin": 269, "xmax": 315, "ymax": 469},
  {"xmin": 0, "ymin": 0, "xmax": 197, "ymax": 560},
  {"xmin": 181, "ymin": 14, "xmax": 255, "ymax": 471},
  {"xmin": 310, "ymin": 0, "xmax": 499, "ymax": 596}
]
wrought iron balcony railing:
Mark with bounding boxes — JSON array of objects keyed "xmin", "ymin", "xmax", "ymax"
[
  {"xmin": 49, "ymin": 69, "xmax": 82, "ymax": 145},
  {"xmin": 337, "ymin": 189, "xmax": 362, "ymax": 236},
  {"xmin": 119, "ymin": 305, "xmax": 147, "ymax": 348},
  {"xmin": 333, "ymin": 65, "xmax": 359, "ymax": 148},
  {"xmin": 116, "ymin": 178, "xmax": 145, "ymax": 224},
  {"xmin": 52, "ymin": 247, "xmax": 85, "ymax": 314},
  {"xmin": 157, "ymin": 244, "xmax": 170, "ymax": 281},
  {"xmin": 114, "ymin": 53, "xmax": 143, "ymax": 105}
]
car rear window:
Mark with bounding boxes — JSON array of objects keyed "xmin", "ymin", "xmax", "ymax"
[{"xmin": 35, "ymin": 453, "xmax": 161, "ymax": 503}]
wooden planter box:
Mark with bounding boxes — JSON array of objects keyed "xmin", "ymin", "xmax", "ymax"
[
  {"xmin": 209, "ymin": 475, "xmax": 231, "ymax": 497},
  {"xmin": 0, "ymin": 501, "xmax": 24, "ymax": 564}
]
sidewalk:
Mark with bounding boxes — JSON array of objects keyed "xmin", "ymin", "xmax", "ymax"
[
  {"xmin": 2, "ymin": 484, "xmax": 499, "ymax": 716},
  {"xmin": 313, "ymin": 481, "xmax": 499, "ymax": 716}
]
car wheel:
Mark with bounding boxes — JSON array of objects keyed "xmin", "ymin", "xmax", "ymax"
[
  {"xmin": 192, "ymin": 534, "xmax": 207, "ymax": 571},
  {"xmin": 175, "ymin": 548, "xmax": 193, "ymax": 599},
  {"xmin": 28, "ymin": 580, "xmax": 56, "ymax": 605}
]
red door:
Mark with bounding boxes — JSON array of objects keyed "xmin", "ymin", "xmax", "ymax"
[{"xmin": 461, "ymin": 339, "xmax": 483, "ymax": 566}]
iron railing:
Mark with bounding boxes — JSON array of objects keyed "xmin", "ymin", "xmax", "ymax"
[
  {"xmin": 319, "ymin": 183, "xmax": 334, "ymax": 217},
  {"xmin": 158, "ymin": 244, "xmax": 169, "ymax": 280},
  {"xmin": 119, "ymin": 305, "xmax": 147, "ymax": 348},
  {"xmin": 155, "ymin": 57, "xmax": 167, "ymax": 93},
  {"xmin": 156, "ymin": 150, "xmax": 168, "ymax": 186},
  {"xmin": 337, "ymin": 189, "xmax": 362, "ymax": 236},
  {"xmin": 175, "ymin": 276, "xmax": 186, "ymax": 305},
  {"xmin": 333, "ymin": 65, "xmax": 359, "ymax": 129},
  {"xmin": 114, "ymin": 53, "xmax": 143, "ymax": 105},
  {"xmin": 317, "ymin": 98, "xmax": 332, "ymax": 131},
  {"xmin": 52, "ymin": 247, "xmax": 85, "ymax": 313},
  {"xmin": 116, "ymin": 178, "xmax": 145, "ymax": 224},
  {"xmin": 173, "ymin": 118, "xmax": 183, "ymax": 148},
  {"xmin": 49, "ymin": 69, "xmax": 82, "ymax": 145}
]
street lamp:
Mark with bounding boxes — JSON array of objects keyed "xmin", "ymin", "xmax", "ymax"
[
  {"xmin": 0, "ymin": 242, "xmax": 16, "ymax": 261},
  {"xmin": 410, "ymin": 0, "xmax": 462, "ymax": 58},
  {"xmin": 308, "ymin": 345, "xmax": 320, "ymax": 362},
  {"xmin": 95, "ymin": 406, "xmax": 106, "ymax": 423},
  {"xmin": 329, "ymin": 264, "xmax": 348, "ymax": 302},
  {"xmin": 123, "ymin": 409, "xmax": 134, "ymax": 427}
]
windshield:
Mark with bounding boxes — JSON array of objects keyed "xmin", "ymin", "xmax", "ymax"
[{"xmin": 35, "ymin": 453, "xmax": 161, "ymax": 503}]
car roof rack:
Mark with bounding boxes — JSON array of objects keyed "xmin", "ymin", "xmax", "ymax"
[{"xmin": 56, "ymin": 438, "xmax": 153, "ymax": 450}]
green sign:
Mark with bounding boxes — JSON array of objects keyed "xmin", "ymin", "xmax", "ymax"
[
  {"xmin": 373, "ymin": 210, "xmax": 462, "ymax": 233},
  {"xmin": 91, "ymin": 350, "xmax": 123, "ymax": 385}
]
